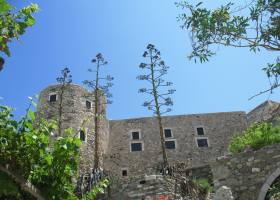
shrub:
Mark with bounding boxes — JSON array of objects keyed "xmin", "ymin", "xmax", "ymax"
[
  {"xmin": 0, "ymin": 104, "xmax": 109, "ymax": 199},
  {"xmin": 192, "ymin": 178, "xmax": 213, "ymax": 192},
  {"xmin": 267, "ymin": 176, "xmax": 280, "ymax": 200},
  {"xmin": 229, "ymin": 122, "xmax": 280, "ymax": 154}
]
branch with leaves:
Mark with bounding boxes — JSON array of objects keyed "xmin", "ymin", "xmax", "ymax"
[
  {"xmin": 0, "ymin": 0, "xmax": 38, "ymax": 71},
  {"xmin": 83, "ymin": 53, "xmax": 113, "ymax": 169},
  {"xmin": 176, "ymin": 0, "xmax": 280, "ymax": 98},
  {"xmin": 137, "ymin": 44, "xmax": 175, "ymax": 167}
]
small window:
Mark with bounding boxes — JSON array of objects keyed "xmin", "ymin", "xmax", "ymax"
[
  {"xmin": 49, "ymin": 94, "xmax": 57, "ymax": 102},
  {"xmin": 164, "ymin": 129, "xmax": 172, "ymax": 138},
  {"xmin": 122, "ymin": 170, "xmax": 128, "ymax": 177},
  {"xmin": 165, "ymin": 140, "xmax": 176, "ymax": 149},
  {"xmin": 79, "ymin": 130, "xmax": 86, "ymax": 142},
  {"xmin": 197, "ymin": 127, "xmax": 204, "ymax": 135},
  {"xmin": 132, "ymin": 131, "xmax": 140, "ymax": 140},
  {"xmin": 197, "ymin": 138, "xmax": 208, "ymax": 147},
  {"xmin": 131, "ymin": 143, "xmax": 142, "ymax": 152},
  {"xmin": 86, "ymin": 100, "xmax": 92, "ymax": 109}
]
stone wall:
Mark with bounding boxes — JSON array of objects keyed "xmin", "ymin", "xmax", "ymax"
[
  {"xmin": 211, "ymin": 143, "xmax": 280, "ymax": 200},
  {"xmin": 247, "ymin": 100, "xmax": 280, "ymax": 124},
  {"xmin": 104, "ymin": 112, "xmax": 247, "ymax": 180},
  {"xmin": 37, "ymin": 84, "xmax": 109, "ymax": 173}
]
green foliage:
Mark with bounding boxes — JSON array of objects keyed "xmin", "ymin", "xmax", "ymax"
[
  {"xmin": 81, "ymin": 179, "xmax": 109, "ymax": 200},
  {"xmin": 229, "ymin": 122, "xmax": 280, "ymax": 154},
  {"xmin": 267, "ymin": 176, "xmax": 280, "ymax": 200},
  {"xmin": 0, "ymin": 104, "xmax": 81, "ymax": 199},
  {"xmin": 192, "ymin": 178, "xmax": 213, "ymax": 192},
  {"xmin": 0, "ymin": 0, "xmax": 38, "ymax": 56},
  {"xmin": 176, "ymin": 0, "xmax": 279, "ymax": 94},
  {"xmin": 176, "ymin": 0, "xmax": 279, "ymax": 62},
  {"xmin": 0, "ymin": 102, "xmax": 109, "ymax": 199}
]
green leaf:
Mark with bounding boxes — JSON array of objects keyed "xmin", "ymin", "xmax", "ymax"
[
  {"xmin": 28, "ymin": 109, "xmax": 35, "ymax": 121},
  {"xmin": 196, "ymin": 2, "xmax": 203, "ymax": 7},
  {"xmin": 45, "ymin": 154, "xmax": 52, "ymax": 165},
  {"xmin": 25, "ymin": 16, "xmax": 35, "ymax": 26},
  {"xmin": 0, "ymin": 0, "xmax": 12, "ymax": 14}
]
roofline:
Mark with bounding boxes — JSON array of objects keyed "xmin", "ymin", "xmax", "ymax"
[
  {"xmin": 40, "ymin": 83, "xmax": 91, "ymax": 93},
  {"xmin": 109, "ymin": 111, "xmax": 246, "ymax": 122},
  {"xmin": 247, "ymin": 100, "xmax": 280, "ymax": 115}
]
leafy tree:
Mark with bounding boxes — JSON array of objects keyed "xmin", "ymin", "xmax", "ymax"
[
  {"xmin": 137, "ymin": 44, "xmax": 175, "ymax": 167},
  {"xmin": 56, "ymin": 67, "xmax": 72, "ymax": 136},
  {"xmin": 0, "ymin": 101, "xmax": 109, "ymax": 199},
  {"xmin": 176, "ymin": 0, "xmax": 279, "ymax": 95},
  {"xmin": 0, "ymin": 102, "xmax": 80, "ymax": 199},
  {"xmin": 83, "ymin": 53, "xmax": 113, "ymax": 169},
  {"xmin": 0, "ymin": 0, "xmax": 38, "ymax": 71}
]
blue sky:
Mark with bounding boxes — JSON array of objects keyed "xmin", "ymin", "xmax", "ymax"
[{"xmin": 0, "ymin": 0, "xmax": 279, "ymax": 120}]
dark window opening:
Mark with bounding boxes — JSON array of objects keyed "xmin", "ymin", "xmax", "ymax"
[
  {"xmin": 132, "ymin": 131, "xmax": 140, "ymax": 140},
  {"xmin": 122, "ymin": 170, "xmax": 127, "ymax": 176},
  {"xmin": 165, "ymin": 140, "xmax": 176, "ymax": 149},
  {"xmin": 86, "ymin": 100, "xmax": 92, "ymax": 109},
  {"xmin": 49, "ymin": 94, "xmax": 57, "ymax": 102},
  {"xmin": 80, "ymin": 130, "xmax": 86, "ymax": 142},
  {"xmin": 139, "ymin": 180, "xmax": 146, "ymax": 184},
  {"xmin": 197, "ymin": 127, "xmax": 204, "ymax": 135},
  {"xmin": 131, "ymin": 143, "xmax": 142, "ymax": 152},
  {"xmin": 164, "ymin": 129, "xmax": 172, "ymax": 138},
  {"xmin": 197, "ymin": 138, "xmax": 208, "ymax": 147}
]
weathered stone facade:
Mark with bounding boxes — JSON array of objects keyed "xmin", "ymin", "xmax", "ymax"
[
  {"xmin": 211, "ymin": 143, "xmax": 280, "ymax": 200},
  {"xmin": 105, "ymin": 112, "xmax": 247, "ymax": 180},
  {"xmin": 37, "ymin": 84, "xmax": 280, "ymax": 199},
  {"xmin": 37, "ymin": 84, "xmax": 109, "ymax": 173},
  {"xmin": 247, "ymin": 100, "xmax": 280, "ymax": 124}
]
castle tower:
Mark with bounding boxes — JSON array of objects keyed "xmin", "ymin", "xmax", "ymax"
[{"xmin": 37, "ymin": 83, "xmax": 110, "ymax": 173}]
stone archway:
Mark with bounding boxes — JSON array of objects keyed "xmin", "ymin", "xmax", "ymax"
[{"xmin": 258, "ymin": 168, "xmax": 280, "ymax": 200}]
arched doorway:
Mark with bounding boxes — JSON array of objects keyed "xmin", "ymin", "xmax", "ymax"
[{"xmin": 258, "ymin": 168, "xmax": 280, "ymax": 200}]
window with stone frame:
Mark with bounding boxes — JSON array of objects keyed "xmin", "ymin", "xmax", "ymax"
[
  {"xmin": 196, "ymin": 127, "xmax": 205, "ymax": 135},
  {"xmin": 49, "ymin": 93, "xmax": 57, "ymax": 102},
  {"xmin": 164, "ymin": 129, "xmax": 173, "ymax": 138},
  {"xmin": 131, "ymin": 131, "xmax": 140, "ymax": 140},
  {"xmin": 196, "ymin": 138, "xmax": 209, "ymax": 147},
  {"xmin": 165, "ymin": 140, "xmax": 176, "ymax": 149},
  {"xmin": 86, "ymin": 100, "xmax": 92, "ymax": 109},
  {"xmin": 131, "ymin": 142, "xmax": 143, "ymax": 152}
]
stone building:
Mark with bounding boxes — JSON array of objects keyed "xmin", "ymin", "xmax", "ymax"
[
  {"xmin": 37, "ymin": 83, "xmax": 280, "ymax": 198},
  {"xmin": 37, "ymin": 84, "xmax": 110, "ymax": 173}
]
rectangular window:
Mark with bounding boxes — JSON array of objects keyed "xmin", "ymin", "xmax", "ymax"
[
  {"xmin": 164, "ymin": 129, "xmax": 172, "ymax": 138},
  {"xmin": 86, "ymin": 100, "xmax": 92, "ymax": 109},
  {"xmin": 197, "ymin": 127, "xmax": 204, "ymax": 135},
  {"xmin": 122, "ymin": 170, "xmax": 128, "ymax": 176},
  {"xmin": 49, "ymin": 94, "xmax": 57, "ymax": 102},
  {"xmin": 132, "ymin": 131, "xmax": 140, "ymax": 140},
  {"xmin": 165, "ymin": 140, "xmax": 176, "ymax": 149},
  {"xmin": 197, "ymin": 138, "xmax": 208, "ymax": 147},
  {"xmin": 131, "ymin": 143, "xmax": 142, "ymax": 152}
]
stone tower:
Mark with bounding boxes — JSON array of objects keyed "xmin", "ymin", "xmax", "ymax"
[{"xmin": 37, "ymin": 83, "xmax": 110, "ymax": 173}]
